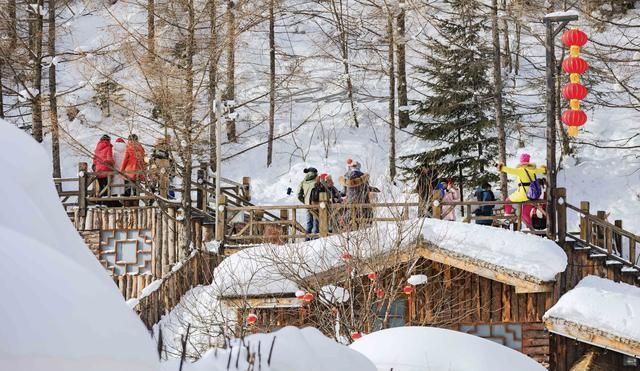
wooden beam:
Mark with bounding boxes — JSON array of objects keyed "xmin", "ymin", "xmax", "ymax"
[
  {"xmin": 416, "ymin": 245, "xmax": 554, "ymax": 293},
  {"xmin": 545, "ymin": 316, "xmax": 640, "ymax": 358}
]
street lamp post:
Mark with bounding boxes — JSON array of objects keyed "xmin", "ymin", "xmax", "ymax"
[{"xmin": 543, "ymin": 12, "xmax": 577, "ymax": 240}]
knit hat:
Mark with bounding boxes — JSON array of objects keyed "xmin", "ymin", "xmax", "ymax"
[
  {"xmin": 519, "ymin": 153, "xmax": 531, "ymax": 165},
  {"xmin": 346, "ymin": 159, "xmax": 361, "ymax": 170},
  {"xmin": 100, "ymin": 134, "xmax": 111, "ymax": 141},
  {"xmin": 115, "ymin": 137, "xmax": 125, "ymax": 143},
  {"xmin": 303, "ymin": 167, "xmax": 318, "ymax": 174},
  {"xmin": 319, "ymin": 173, "xmax": 328, "ymax": 181}
]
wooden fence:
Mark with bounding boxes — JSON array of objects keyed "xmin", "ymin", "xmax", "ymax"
[{"xmin": 133, "ymin": 250, "xmax": 220, "ymax": 329}]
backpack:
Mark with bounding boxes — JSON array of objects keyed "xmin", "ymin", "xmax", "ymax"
[{"xmin": 524, "ymin": 170, "xmax": 542, "ymax": 200}]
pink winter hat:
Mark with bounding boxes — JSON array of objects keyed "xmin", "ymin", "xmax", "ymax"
[
  {"xmin": 115, "ymin": 137, "xmax": 125, "ymax": 143},
  {"xmin": 519, "ymin": 153, "xmax": 531, "ymax": 165}
]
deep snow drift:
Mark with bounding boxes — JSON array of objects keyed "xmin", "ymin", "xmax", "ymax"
[
  {"xmin": 349, "ymin": 327, "xmax": 547, "ymax": 371},
  {"xmin": 160, "ymin": 326, "xmax": 377, "ymax": 371},
  {"xmin": 0, "ymin": 121, "xmax": 159, "ymax": 371}
]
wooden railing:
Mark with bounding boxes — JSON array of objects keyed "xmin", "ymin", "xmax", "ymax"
[{"xmin": 218, "ymin": 192, "xmax": 550, "ymax": 245}]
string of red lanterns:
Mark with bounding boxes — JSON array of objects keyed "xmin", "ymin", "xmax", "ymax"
[{"xmin": 560, "ymin": 28, "xmax": 589, "ymax": 137}]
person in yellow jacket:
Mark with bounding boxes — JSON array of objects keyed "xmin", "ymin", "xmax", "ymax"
[{"xmin": 497, "ymin": 153, "xmax": 546, "ymax": 216}]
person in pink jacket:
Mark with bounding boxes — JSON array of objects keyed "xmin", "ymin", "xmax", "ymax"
[{"xmin": 441, "ymin": 179, "xmax": 460, "ymax": 221}]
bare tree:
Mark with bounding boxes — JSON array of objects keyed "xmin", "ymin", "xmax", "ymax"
[
  {"xmin": 48, "ymin": 0, "xmax": 61, "ymax": 179},
  {"xmin": 491, "ymin": 0, "xmax": 508, "ymax": 197},
  {"xmin": 396, "ymin": 0, "xmax": 408, "ymax": 129}
]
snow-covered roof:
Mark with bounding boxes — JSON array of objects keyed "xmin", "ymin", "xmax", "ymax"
[
  {"xmin": 161, "ymin": 326, "xmax": 377, "ymax": 371},
  {"xmin": 543, "ymin": 275, "xmax": 640, "ymax": 357},
  {"xmin": 0, "ymin": 122, "xmax": 158, "ymax": 371},
  {"xmin": 349, "ymin": 327, "xmax": 547, "ymax": 371},
  {"xmin": 211, "ymin": 218, "xmax": 566, "ymax": 298}
]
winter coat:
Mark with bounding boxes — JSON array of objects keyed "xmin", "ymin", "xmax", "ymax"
[
  {"xmin": 93, "ymin": 139, "xmax": 114, "ymax": 179},
  {"xmin": 111, "ymin": 142, "xmax": 127, "ymax": 195},
  {"xmin": 473, "ymin": 189, "xmax": 495, "ymax": 225},
  {"xmin": 298, "ymin": 172, "xmax": 318, "ymax": 204},
  {"xmin": 339, "ymin": 170, "xmax": 370, "ymax": 204},
  {"xmin": 442, "ymin": 187, "xmax": 460, "ymax": 221},
  {"xmin": 499, "ymin": 164, "xmax": 546, "ymax": 202},
  {"xmin": 120, "ymin": 141, "xmax": 146, "ymax": 181}
]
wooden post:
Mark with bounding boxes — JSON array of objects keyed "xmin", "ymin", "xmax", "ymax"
[
  {"xmin": 215, "ymin": 195, "xmax": 227, "ymax": 241},
  {"xmin": 614, "ymin": 220, "xmax": 623, "ymax": 256},
  {"xmin": 597, "ymin": 210, "xmax": 606, "ymax": 248},
  {"xmin": 579, "ymin": 201, "xmax": 590, "ymax": 240},
  {"xmin": 280, "ymin": 209, "xmax": 289, "ymax": 242},
  {"xmin": 432, "ymin": 200, "xmax": 441, "ymax": 220},
  {"xmin": 196, "ymin": 165, "xmax": 205, "ymax": 210},
  {"xmin": 242, "ymin": 176, "xmax": 251, "ymax": 201},
  {"xmin": 556, "ymin": 188, "xmax": 567, "ymax": 244},
  {"xmin": 78, "ymin": 162, "xmax": 88, "ymax": 217},
  {"xmin": 319, "ymin": 192, "xmax": 329, "ymax": 237},
  {"xmin": 630, "ymin": 239, "xmax": 637, "ymax": 265}
]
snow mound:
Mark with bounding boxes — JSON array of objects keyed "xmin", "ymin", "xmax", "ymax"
[
  {"xmin": 349, "ymin": 326, "xmax": 547, "ymax": 371},
  {"xmin": 543, "ymin": 275, "xmax": 640, "ymax": 343},
  {"xmin": 161, "ymin": 326, "xmax": 377, "ymax": 371},
  {"xmin": 421, "ymin": 219, "xmax": 567, "ymax": 282},
  {"xmin": 0, "ymin": 122, "xmax": 158, "ymax": 371}
]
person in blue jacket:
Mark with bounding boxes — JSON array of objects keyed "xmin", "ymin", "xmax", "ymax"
[{"xmin": 473, "ymin": 182, "xmax": 495, "ymax": 226}]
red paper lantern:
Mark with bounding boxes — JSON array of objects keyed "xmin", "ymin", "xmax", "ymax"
[
  {"xmin": 367, "ymin": 272, "xmax": 378, "ymax": 281},
  {"xmin": 341, "ymin": 252, "xmax": 352, "ymax": 261},
  {"xmin": 561, "ymin": 28, "xmax": 588, "ymax": 47},
  {"xmin": 561, "ymin": 109, "xmax": 588, "ymax": 127},
  {"xmin": 562, "ymin": 83, "xmax": 588, "ymax": 101},
  {"xmin": 375, "ymin": 288, "xmax": 385, "ymax": 299},
  {"xmin": 351, "ymin": 332, "xmax": 363, "ymax": 340},
  {"xmin": 302, "ymin": 292, "xmax": 314, "ymax": 303},
  {"xmin": 246, "ymin": 313, "xmax": 258, "ymax": 325},
  {"xmin": 562, "ymin": 57, "xmax": 588, "ymax": 75},
  {"xmin": 295, "ymin": 290, "xmax": 305, "ymax": 299},
  {"xmin": 402, "ymin": 285, "xmax": 414, "ymax": 295}
]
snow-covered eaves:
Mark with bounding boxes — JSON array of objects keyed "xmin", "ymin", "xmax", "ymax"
[
  {"xmin": 543, "ymin": 276, "xmax": 640, "ymax": 357},
  {"xmin": 214, "ymin": 219, "xmax": 567, "ymax": 299}
]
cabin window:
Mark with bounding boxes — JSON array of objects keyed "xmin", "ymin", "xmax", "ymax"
[
  {"xmin": 372, "ymin": 299, "xmax": 406, "ymax": 331},
  {"xmin": 459, "ymin": 324, "xmax": 522, "ymax": 352}
]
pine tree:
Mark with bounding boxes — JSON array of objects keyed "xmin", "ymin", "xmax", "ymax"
[{"xmin": 405, "ymin": 0, "xmax": 498, "ymax": 190}]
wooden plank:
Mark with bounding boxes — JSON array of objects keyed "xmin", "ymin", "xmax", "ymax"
[
  {"xmin": 490, "ymin": 281, "xmax": 501, "ymax": 323},
  {"xmin": 545, "ymin": 317, "xmax": 640, "ymax": 358},
  {"xmin": 480, "ymin": 277, "xmax": 491, "ymax": 323},
  {"xmin": 417, "ymin": 246, "xmax": 554, "ymax": 293}
]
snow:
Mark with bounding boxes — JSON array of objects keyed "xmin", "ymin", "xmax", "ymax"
[
  {"xmin": 543, "ymin": 275, "xmax": 640, "ymax": 343},
  {"xmin": 407, "ymin": 274, "xmax": 428, "ymax": 286},
  {"xmin": 544, "ymin": 9, "xmax": 579, "ymax": 18},
  {"xmin": 213, "ymin": 218, "xmax": 566, "ymax": 298},
  {"xmin": 0, "ymin": 122, "xmax": 158, "ymax": 371},
  {"xmin": 349, "ymin": 327, "xmax": 547, "ymax": 371},
  {"xmin": 160, "ymin": 327, "xmax": 377, "ymax": 371}
]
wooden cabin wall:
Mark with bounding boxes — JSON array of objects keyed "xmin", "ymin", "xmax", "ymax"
[
  {"xmin": 74, "ymin": 206, "xmax": 211, "ymax": 299},
  {"xmin": 549, "ymin": 243, "xmax": 640, "ymax": 371}
]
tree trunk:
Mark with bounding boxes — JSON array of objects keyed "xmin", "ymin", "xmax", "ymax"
[
  {"xmin": 0, "ymin": 58, "xmax": 4, "ymax": 119},
  {"xmin": 500, "ymin": 0, "xmax": 512, "ymax": 72},
  {"xmin": 396, "ymin": 0, "xmax": 409, "ymax": 129},
  {"xmin": 8, "ymin": 0, "xmax": 17, "ymax": 49},
  {"xmin": 147, "ymin": 0, "xmax": 155, "ymax": 57},
  {"xmin": 30, "ymin": 0, "xmax": 44, "ymax": 143},
  {"xmin": 267, "ymin": 0, "xmax": 276, "ymax": 167},
  {"xmin": 48, "ymin": 0, "xmax": 61, "ymax": 180},
  {"xmin": 224, "ymin": 0, "xmax": 237, "ymax": 142},
  {"xmin": 387, "ymin": 12, "xmax": 396, "ymax": 180},
  {"xmin": 514, "ymin": 22, "xmax": 521, "ymax": 77},
  {"xmin": 491, "ymin": 0, "xmax": 508, "ymax": 198},
  {"xmin": 208, "ymin": 0, "xmax": 218, "ymax": 171},
  {"xmin": 182, "ymin": 0, "xmax": 197, "ymax": 252}
]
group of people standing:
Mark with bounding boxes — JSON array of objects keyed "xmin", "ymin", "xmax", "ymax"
[
  {"xmin": 297, "ymin": 159, "xmax": 377, "ymax": 237},
  {"xmin": 92, "ymin": 134, "xmax": 173, "ymax": 206},
  {"xmin": 416, "ymin": 152, "xmax": 548, "ymax": 230}
]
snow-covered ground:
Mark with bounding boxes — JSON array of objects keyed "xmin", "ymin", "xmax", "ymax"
[
  {"xmin": 544, "ymin": 275, "xmax": 640, "ymax": 345},
  {"xmin": 349, "ymin": 326, "xmax": 547, "ymax": 371},
  {"xmin": 0, "ymin": 122, "xmax": 159, "ymax": 371}
]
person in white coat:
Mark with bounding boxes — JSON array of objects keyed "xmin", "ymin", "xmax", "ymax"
[{"xmin": 111, "ymin": 137, "xmax": 127, "ymax": 197}]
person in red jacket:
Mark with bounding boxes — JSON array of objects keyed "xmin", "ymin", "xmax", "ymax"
[
  {"xmin": 92, "ymin": 134, "xmax": 114, "ymax": 197},
  {"xmin": 120, "ymin": 134, "xmax": 146, "ymax": 200}
]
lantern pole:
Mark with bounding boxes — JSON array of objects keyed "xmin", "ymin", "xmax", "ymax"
[{"xmin": 543, "ymin": 12, "xmax": 577, "ymax": 241}]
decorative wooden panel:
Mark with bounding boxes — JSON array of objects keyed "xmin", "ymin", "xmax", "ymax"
[
  {"xmin": 459, "ymin": 323, "xmax": 523, "ymax": 351},
  {"xmin": 99, "ymin": 230, "xmax": 152, "ymax": 275}
]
